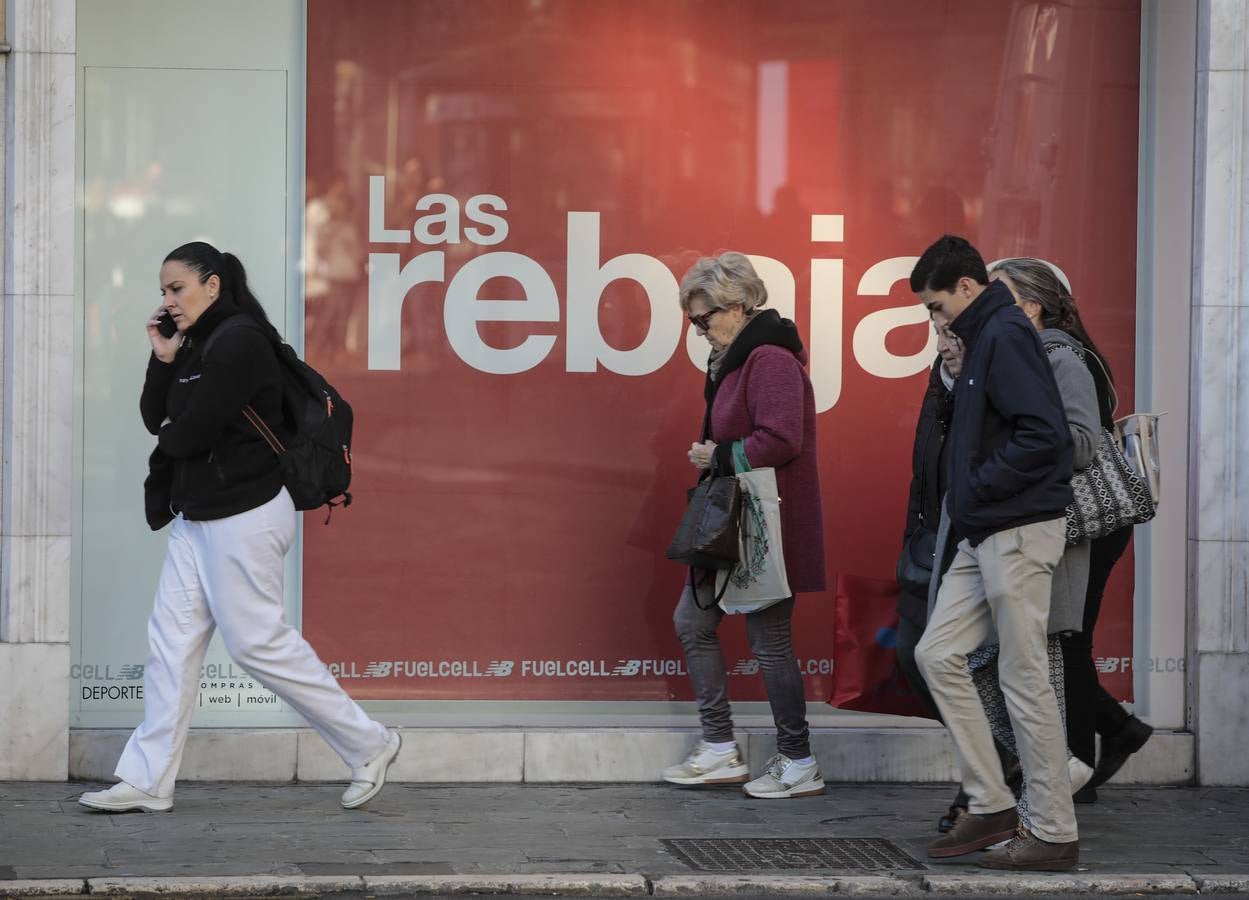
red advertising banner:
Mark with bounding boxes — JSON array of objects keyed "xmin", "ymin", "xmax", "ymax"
[{"xmin": 304, "ymin": 0, "xmax": 1141, "ymax": 702}]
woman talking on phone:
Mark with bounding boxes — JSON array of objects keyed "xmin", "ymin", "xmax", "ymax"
[{"xmin": 79, "ymin": 241, "xmax": 400, "ymax": 813}]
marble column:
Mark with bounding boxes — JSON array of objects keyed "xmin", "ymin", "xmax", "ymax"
[
  {"xmin": 0, "ymin": 0, "xmax": 74, "ymax": 780},
  {"xmin": 1191, "ymin": 0, "xmax": 1249, "ymax": 786}
]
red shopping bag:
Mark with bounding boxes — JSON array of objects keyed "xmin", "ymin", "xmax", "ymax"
[{"xmin": 827, "ymin": 573, "xmax": 934, "ymax": 719}]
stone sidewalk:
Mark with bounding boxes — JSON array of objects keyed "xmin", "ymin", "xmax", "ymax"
[{"xmin": 1, "ymin": 782, "xmax": 1247, "ymax": 895}]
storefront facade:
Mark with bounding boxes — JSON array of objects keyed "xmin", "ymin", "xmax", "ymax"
[{"xmin": 2, "ymin": 0, "xmax": 1244, "ymax": 785}]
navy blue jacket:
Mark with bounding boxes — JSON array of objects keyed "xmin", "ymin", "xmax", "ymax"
[{"xmin": 944, "ymin": 280, "xmax": 1073, "ymax": 546}]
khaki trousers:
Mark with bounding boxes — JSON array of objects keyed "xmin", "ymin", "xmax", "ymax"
[{"xmin": 916, "ymin": 517, "xmax": 1077, "ymax": 843}]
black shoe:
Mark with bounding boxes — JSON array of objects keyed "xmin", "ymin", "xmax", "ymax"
[
  {"xmin": 1073, "ymin": 784, "xmax": 1098, "ymax": 804},
  {"xmin": 1088, "ymin": 715, "xmax": 1153, "ymax": 790},
  {"xmin": 938, "ymin": 789, "xmax": 969, "ymax": 833}
]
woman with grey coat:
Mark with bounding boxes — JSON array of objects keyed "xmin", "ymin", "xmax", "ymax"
[
  {"xmin": 926, "ymin": 258, "xmax": 1102, "ymax": 831},
  {"xmin": 991, "ymin": 260, "xmax": 1154, "ymax": 802}
]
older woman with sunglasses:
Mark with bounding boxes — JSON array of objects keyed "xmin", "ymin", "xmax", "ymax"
[{"xmin": 661, "ymin": 252, "xmax": 826, "ymax": 799}]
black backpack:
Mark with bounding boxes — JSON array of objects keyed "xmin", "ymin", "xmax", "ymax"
[{"xmin": 204, "ymin": 315, "xmax": 353, "ymax": 519}]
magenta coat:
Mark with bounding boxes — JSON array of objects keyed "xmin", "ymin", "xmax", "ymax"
[{"xmin": 709, "ymin": 343, "xmax": 827, "ymax": 594}]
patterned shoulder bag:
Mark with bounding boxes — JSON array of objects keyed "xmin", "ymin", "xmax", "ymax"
[{"xmin": 1045, "ymin": 341, "xmax": 1158, "ymax": 544}]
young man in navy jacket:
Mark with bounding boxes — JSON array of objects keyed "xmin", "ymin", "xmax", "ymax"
[{"xmin": 911, "ymin": 236, "xmax": 1078, "ymax": 871}]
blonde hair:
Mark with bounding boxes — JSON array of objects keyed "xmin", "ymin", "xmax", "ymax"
[{"xmin": 679, "ymin": 252, "xmax": 768, "ymax": 314}]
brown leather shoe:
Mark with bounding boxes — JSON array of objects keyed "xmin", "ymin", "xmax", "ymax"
[
  {"xmin": 978, "ymin": 823, "xmax": 1079, "ymax": 871},
  {"xmin": 927, "ymin": 807, "xmax": 1019, "ymax": 858}
]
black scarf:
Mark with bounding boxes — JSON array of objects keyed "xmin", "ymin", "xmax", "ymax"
[{"xmin": 699, "ymin": 309, "xmax": 804, "ymax": 442}]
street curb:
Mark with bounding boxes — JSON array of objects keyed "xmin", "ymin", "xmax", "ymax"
[
  {"xmin": 86, "ymin": 876, "xmax": 365, "ymax": 896},
  {"xmin": 922, "ymin": 873, "xmax": 1199, "ymax": 894},
  {"xmin": 361, "ymin": 874, "xmax": 650, "ymax": 895},
  {"xmin": 2, "ymin": 871, "xmax": 1247, "ymax": 897},
  {"xmin": 1196, "ymin": 875, "xmax": 1249, "ymax": 894},
  {"xmin": 0, "ymin": 882, "xmax": 88, "ymax": 897},
  {"xmin": 651, "ymin": 875, "xmax": 919, "ymax": 894}
]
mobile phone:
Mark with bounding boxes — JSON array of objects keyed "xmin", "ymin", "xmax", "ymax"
[{"xmin": 156, "ymin": 311, "xmax": 178, "ymax": 339}]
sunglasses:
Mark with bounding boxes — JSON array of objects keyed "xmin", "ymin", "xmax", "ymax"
[{"xmin": 688, "ymin": 308, "xmax": 722, "ymax": 332}]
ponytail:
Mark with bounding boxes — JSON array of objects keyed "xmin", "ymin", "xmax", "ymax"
[
  {"xmin": 163, "ymin": 241, "xmax": 282, "ymax": 342},
  {"xmin": 1052, "ymin": 282, "xmax": 1113, "ymax": 387},
  {"xmin": 217, "ymin": 251, "xmax": 283, "ymax": 342}
]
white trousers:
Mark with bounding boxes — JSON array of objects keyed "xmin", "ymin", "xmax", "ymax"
[
  {"xmin": 916, "ymin": 517, "xmax": 1077, "ymax": 844},
  {"xmin": 114, "ymin": 488, "xmax": 389, "ymax": 798}
]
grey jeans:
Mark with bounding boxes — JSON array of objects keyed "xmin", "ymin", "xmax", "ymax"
[{"xmin": 672, "ymin": 580, "xmax": 811, "ymax": 760}]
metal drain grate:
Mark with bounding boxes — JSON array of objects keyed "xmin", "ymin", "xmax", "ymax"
[{"xmin": 662, "ymin": 837, "xmax": 923, "ymax": 871}]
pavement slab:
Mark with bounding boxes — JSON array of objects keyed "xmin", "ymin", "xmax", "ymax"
[{"xmin": 0, "ymin": 783, "xmax": 1245, "ymax": 896}]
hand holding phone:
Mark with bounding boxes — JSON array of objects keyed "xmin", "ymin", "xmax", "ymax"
[
  {"xmin": 155, "ymin": 311, "xmax": 178, "ymax": 339},
  {"xmin": 147, "ymin": 307, "xmax": 182, "ymax": 362}
]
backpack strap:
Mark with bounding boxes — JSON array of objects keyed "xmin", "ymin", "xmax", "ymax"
[
  {"xmin": 241, "ymin": 405, "xmax": 285, "ymax": 456},
  {"xmin": 202, "ymin": 314, "xmax": 286, "ymax": 456},
  {"xmin": 200, "ymin": 313, "xmax": 260, "ymax": 360}
]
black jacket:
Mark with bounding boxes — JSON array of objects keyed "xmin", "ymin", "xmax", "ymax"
[
  {"xmin": 945, "ymin": 280, "xmax": 1073, "ymax": 546},
  {"xmin": 141, "ymin": 302, "xmax": 285, "ymax": 526},
  {"xmin": 898, "ymin": 358, "xmax": 954, "ymax": 623}
]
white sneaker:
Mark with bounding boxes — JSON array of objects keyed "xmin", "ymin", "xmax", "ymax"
[
  {"xmin": 662, "ymin": 741, "xmax": 749, "ymax": 785},
  {"xmin": 743, "ymin": 754, "xmax": 825, "ymax": 799},
  {"xmin": 341, "ymin": 729, "xmax": 402, "ymax": 809},
  {"xmin": 1069, "ymin": 756, "xmax": 1094, "ymax": 795},
  {"xmin": 78, "ymin": 781, "xmax": 172, "ymax": 813}
]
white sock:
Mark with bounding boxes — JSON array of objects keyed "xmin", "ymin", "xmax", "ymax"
[
  {"xmin": 704, "ymin": 741, "xmax": 736, "ymax": 754},
  {"xmin": 787, "ymin": 755, "xmax": 815, "ymax": 767}
]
